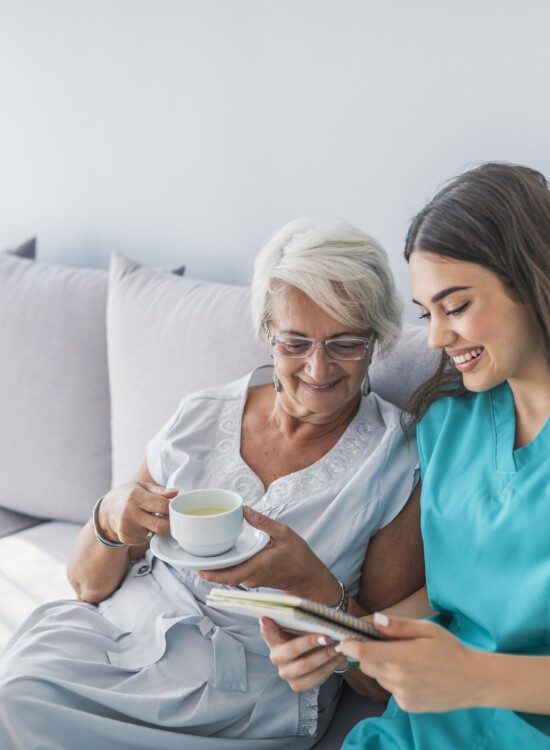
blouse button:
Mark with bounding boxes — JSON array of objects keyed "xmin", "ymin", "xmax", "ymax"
[{"xmin": 136, "ymin": 564, "xmax": 150, "ymax": 576}]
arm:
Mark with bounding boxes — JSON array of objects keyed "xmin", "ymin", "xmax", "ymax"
[
  {"xmin": 259, "ymin": 484, "xmax": 426, "ymax": 700},
  {"xmin": 341, "ymin": 615, "xmax": 550, "ymax": 715},
  {"xmin": 66, "ymin": 461, "xmax": 175, "ymax": 603}
]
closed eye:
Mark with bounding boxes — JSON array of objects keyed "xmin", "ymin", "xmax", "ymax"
[{"xmin": 445, "ymin": 301, "xmax": 469, "ymax": 316}]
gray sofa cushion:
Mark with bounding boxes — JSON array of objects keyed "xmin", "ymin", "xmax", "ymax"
[
  {"xmin": 107, "ymin": 254, "xmax": 435, "ymax": 486},
  {"xmin": 107, "ymin": 254, "xmax": 269, "ymax": 484},
  {"xmin": 0, "ymin": 255, "xmax": 112, "ymax": 523},
  {"xmin": 5, "ymin": 237, "xmax": 36, "ymax": 259},
  {"xmin": 0, "ymin": 508, "xmax": 43, "ymax": 539}
]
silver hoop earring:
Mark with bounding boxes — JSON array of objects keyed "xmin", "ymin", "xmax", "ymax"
[
  {"xmin": 273, "ymin": 370, "xmax": 282, "ymax": 392},
  {"xmin": 362, "ymin": 373, "xmax": 371, "ymax": 397}
]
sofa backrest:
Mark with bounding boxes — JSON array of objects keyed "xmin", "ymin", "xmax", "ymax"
[
  {"xmin": 0, "ymin": 251, "xmax": 436, "ymax": 525},
  {"xmin": 108, "ymin": 255, "xmax": 437, "ymax": 486}
]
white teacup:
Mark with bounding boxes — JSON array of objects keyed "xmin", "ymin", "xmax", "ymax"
[{"xmin": 169, "ymin": 489, "xmax": 244, "ymax": 557}]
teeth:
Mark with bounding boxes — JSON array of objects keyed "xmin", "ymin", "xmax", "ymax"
[{"xmin": 452, "ymin": 348, "xmax": 483, "ymax": 364}]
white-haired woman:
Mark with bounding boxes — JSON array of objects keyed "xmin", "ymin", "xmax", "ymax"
[{"xmin": 0, "ymin": 219, "xmax": 424, "ymax": 750}]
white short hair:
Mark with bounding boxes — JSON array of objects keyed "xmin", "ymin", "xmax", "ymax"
[{"xmin": 251, "ymin": 218, "xmax": 403, "ymax": 354}]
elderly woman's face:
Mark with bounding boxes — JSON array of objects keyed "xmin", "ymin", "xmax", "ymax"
[{"xmin": 269, "ymin": 287, "xmax": 370, "ymax": 422}]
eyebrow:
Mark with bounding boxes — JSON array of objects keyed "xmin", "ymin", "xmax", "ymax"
[
  {"xmin": 279, "ymin": 329, "xmax": 355, "ymax": 338},
  {"xmin": 412, "ymin": 286, "xmax": 472, "ymax": 306}
]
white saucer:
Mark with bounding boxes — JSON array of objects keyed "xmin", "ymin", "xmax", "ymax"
[{"xmin": 150, "ymin": 522, "xmax": 270, "ymax": 570}]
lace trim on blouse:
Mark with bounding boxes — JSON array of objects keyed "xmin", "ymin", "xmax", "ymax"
[{"xmin": 214, "ymin": 385, "xmax": 372, "ymax": 510}]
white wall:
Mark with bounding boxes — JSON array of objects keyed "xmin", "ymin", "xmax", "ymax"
[{"xmin": 1, "ymin": 0, "xmax": 549, "ymax": 322}]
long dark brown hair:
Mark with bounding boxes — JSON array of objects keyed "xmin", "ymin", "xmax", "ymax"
[{"xmin": 404, "ymin": 162, "xmax": 550, "ymax": 423}]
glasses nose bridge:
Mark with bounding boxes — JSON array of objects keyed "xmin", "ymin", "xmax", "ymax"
[{"xmin": 306, "ymin": 340, "xmax": 334, "ymax": 366}]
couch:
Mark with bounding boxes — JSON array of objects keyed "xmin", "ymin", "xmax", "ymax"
[{"xmin": 0, "ymin": 241, "xmax": 435, "ymax": 748}]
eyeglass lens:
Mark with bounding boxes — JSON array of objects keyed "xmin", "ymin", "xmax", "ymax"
[{"xmin": 271, "ymin": 336, "xmax": 368, "ymax": 360}]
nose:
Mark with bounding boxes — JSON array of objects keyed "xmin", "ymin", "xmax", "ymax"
[
  {"xmin": 426, "ymin": 315, "xmax": 456, "ymax": 351},
  {"xmin": 304, "ymin": 346, "xmax": 334, "ymax": 380}
]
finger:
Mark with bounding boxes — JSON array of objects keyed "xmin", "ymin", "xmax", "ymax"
[
  {"xmin": 133, "ymin": 508, "xmax": 170, "ymax": 536},
  {"xmin": 259, "ymin": 617, "xmax": 294, "ymax": 648},
  {"xmin": 139, "ymin": 482, "xmax": 179, "ymax": 497},
  {"xmin": 139, "ymin": 492, "xmax": 172, "ymax": 516},
  {"xmin": 278, "ymin": 646, "xmax": 341, "ymax": 680},
  {"xmin": 284, "ymin": 654, "xmax": 346, "ymax": 692},
  {"xmin": 268, "ymin": 631, "xmax": 336, "ymax": 665},
  {"xmin": 197, "ymin": 547, "xmax": 274, "ymax": 586},
  {"xmin": 371, "ymin": 611, "xmax": 436, "ymax": 639},
  {"xmin": 243, "ymin": 506, "xmax": 287, "ymax": 538}
]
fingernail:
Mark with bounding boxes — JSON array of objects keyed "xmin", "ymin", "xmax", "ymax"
[
  {"xmin": 374, "ymin": 611, "xmax": 390, "ymax": 627},
  {"xmin": 334, "ymin": 643, "xmax": 343, "ymax": 653},
  {"xmin": 317, "ymin": 636, "xmax": 328, "ymax": 646},
  {"xmin": 244, "ymin": 505, "xmax": 256, "ymax": 518}
]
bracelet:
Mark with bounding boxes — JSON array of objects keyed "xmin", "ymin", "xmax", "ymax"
[
  {"xmin": 332, "ymin": 579, "xmax": 349, "ymax": 612},
  {"xmin": 92, "ymin": 495, "xmax": 126, "ymax": 549},
  {"xmin": 333, "ymin": 659, "xmax": 359, "ymax": 675}
]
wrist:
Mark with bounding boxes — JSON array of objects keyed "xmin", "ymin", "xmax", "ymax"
[
  {"xmin": 95, "ymin": 495, "xmax": 123, "ymax": 545},
  {"xmin": 311, "ymin": 573, "xmax": 346, "ymax": 609}
]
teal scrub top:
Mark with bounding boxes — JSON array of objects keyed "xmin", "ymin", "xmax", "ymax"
[{"xmin": 344, "ymin": 382, "xmax": 550, "ymax": 749}]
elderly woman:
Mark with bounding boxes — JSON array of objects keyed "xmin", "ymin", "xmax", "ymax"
[{"xmin": 0, "ymin": 219, "xmax": 423, "ymax": 749}]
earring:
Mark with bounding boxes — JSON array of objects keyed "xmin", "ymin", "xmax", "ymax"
[
  {"xmin": 362, "ymin": 373, "xmax": 371, "ymax": 397},
  {"xmin": 273, "ymin": 370, "xmax": 282, "ymax": 392}
]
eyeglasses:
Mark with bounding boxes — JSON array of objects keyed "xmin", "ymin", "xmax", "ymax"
[{"xmin": 266, "ymin": 329, "xmax": 372, "ymax": 361}]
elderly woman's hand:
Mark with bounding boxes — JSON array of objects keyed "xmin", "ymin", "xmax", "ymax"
[
  {"xmin": 198, "ymin": 506, "xmax": 341, "ymax": 604},
  {"xmin": 98, "ymin": 482, "xmax": 176, "ymax": 546},
  {"xmin": 260, "ymin": 617, "xmax": 346, "ymax": 691}
]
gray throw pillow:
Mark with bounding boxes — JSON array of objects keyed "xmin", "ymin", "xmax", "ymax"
[
  {"xmin": 0, "ymin": 252, "xmax": 186, "ymax": 523},
  {"xmin": 5, "ymin": 237, "xmax": 36, "ymax": 259},
  {"xmin": 107, "ymin": 255, "xmax": 269, "ymax": 486},
  {"xmin": 0, "ymin": 256, "xmax": 111, "ymax": 523}
]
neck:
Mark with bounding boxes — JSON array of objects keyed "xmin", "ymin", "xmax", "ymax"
[
  {"xmin": 508, "ymin": 358, "xmax": 550, "ymax": 447},
  {"xmin": 269, "ymin": 391, "xmax": 362, "ymax": 440}
]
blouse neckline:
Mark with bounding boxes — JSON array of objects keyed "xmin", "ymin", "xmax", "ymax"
[{"xmin": 214, "ymin": 366, "xmax": 373, "ymax": 508}]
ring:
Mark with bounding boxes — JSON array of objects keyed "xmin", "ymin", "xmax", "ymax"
[{"xmin": 146, "ymin": 530, "xmax": 154, "ymax": 541}]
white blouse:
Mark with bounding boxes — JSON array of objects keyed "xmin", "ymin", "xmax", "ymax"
[{"xmin": 147, "ymin": 365, "xmax": 419, "ymax": 599}]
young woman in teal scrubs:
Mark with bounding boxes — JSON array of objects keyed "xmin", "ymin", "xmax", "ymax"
[{"xmin": 261, "ymin": 162, "xmax": 550, "ymax": 748}]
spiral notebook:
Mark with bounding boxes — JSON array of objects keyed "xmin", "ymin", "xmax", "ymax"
[{"xmin": 205, "ymin": 588, "xmax": 388, "ymax": 642}]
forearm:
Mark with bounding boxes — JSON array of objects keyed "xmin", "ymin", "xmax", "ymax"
[
  {"xmin": 474, "ymin": 651, "xmax": 550, "ymax": 714},
  {"xmin": 382, "ymin": 585, "xmax": 435, "ymax": 620},
  {"xmin": 67, "ymin": 520, "xmax": 130, "ymax": 603}
]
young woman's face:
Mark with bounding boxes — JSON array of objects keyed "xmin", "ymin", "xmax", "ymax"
[{"xmin": 409, "ymin": 251, "xmax": 542, "ymax": 392}]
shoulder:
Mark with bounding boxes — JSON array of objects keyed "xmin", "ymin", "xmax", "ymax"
[
  {"xmin": 417, "ymin": 388, "xmax": 493, "ymax": 470},
  {"xmin": 167, "ymin": 372, "xmax": 250, "ymax": 431}
]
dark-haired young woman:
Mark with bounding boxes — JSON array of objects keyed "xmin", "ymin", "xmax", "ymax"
[{"xmin": 261, "ymin": 163, "xmax": 550, "ymax": 749}]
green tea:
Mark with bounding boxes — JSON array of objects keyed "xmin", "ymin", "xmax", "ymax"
[{"xmin": 184, "ymin": 507, "xmax": 228, "ymax": 516}]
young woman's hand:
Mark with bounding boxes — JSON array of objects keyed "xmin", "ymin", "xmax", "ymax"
[
  {"xmin": 260, "ymin": 617, "xmax": 346, "ymax": 691},
  {"xmin": 197, "ymin": 506, "xmax": 341, "ymax": 605},
  {"xmin": 340, "ymin": 614, "xmax": 480, "ymax": 713}
]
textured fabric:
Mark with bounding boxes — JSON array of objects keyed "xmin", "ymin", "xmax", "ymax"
[
  {"xmin": 147, "ymin": 367, "xmax": 419, "ymax": 597},
  {"xmin": 107, "ymin": 254, "xmax": 432, "ymax": 486},
  {"xmin": 0, "ymin": 369, "xmax": 418, "ymax": 749},
  {"xmin": 0, "ymin": 256, "xmax": 111, "ymax": 522},
  {"xmin": 0, "ymin": 508, "xmax": 42, "ymax": 539},
  {"xmin": 0, "ymin": 255, "xmax": 184, "ymax": 523},
  {"xmin": 107, "ymin": 254, "xmax": 269, "ymax": 485},
  {"xmin": 344, "ymin": 382, "xmax": 550, "ymax": 749},
  {"xmin": 0, "ymin": 521, "xmax": 80, "ymax": 647},
  {"xmin": 5, "ymin": 236, "xmax": 36, "ymax": 259}
]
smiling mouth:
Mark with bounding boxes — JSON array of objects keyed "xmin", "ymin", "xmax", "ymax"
[
  {"xmin": 301, "ymin": 380, "xmax": 340, "ymax": 392},
  {"xmin": 449, "ymin": 347, "xmax": 484, "ymax": 364},
  {"xmin": 448, "ymin": 347, "xmax": 484, "ymax": 372}
]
